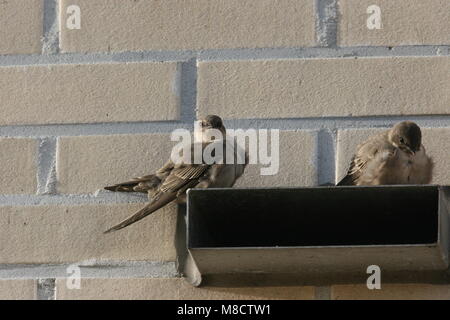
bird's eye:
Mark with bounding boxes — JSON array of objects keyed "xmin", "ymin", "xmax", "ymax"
[{"xmin": 400, "ymin": 137, "xmax": 405, "ymax": 144}]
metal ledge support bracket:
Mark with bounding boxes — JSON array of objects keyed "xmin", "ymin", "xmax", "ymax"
[{"xmin": 184, "ymin": 185, "xmax": 450, "ymax": 287}]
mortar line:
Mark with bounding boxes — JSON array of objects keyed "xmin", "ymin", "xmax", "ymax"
[
  {"xmin": 313, "ymin": 132, "xmax": 320, "ymax": 186},
  {"xmin": 179, "ymin": 58, "xmax": 198, "ymax": 122},
  {"xmin": 317, "ymin": 129, "xmax": 336, "ymax": 185},
  {"xmin": 330, "ymin": 128, "xmax": 338, "ymax": 184},
  {"xmin": 42, "ymin": 0, "xmax": 60, "ymax": 55},
  {"xmin": 198, "ymin": 46, "xmax": 450, "ymax": 61},
  {"xmin": 316, "ymin": 0, "xmax": 338, "ymax": 48},
  {"xmin": 315, "ymin": 286, "xmax": 332, "ymax": 300},
  {"xmin": 37, "ymin": 278, "xmax": 56, "ymax": 300},
  {"xmin": 36, "ymin": 137, "xmax": 57, "ymax": 195},
  {"xmin": 0, "ymin": 262, "xmax": 179, "ymax": 280},
  {"xmin": 223, "ymin": 116, "xmax": 450, "ymax": 130},
  {"xmin": 0, "ymin": 192, "xmax": 150, "ymax": 207},
  {"xmin": 1, "ymin": 116, "xmax": 449, "ymax": 138},
  {"xmin": 174, "ymin": 207, "xmax": 189, "ymax": 278},
  {"xmin": 0, "ymin": 45, "xmax": 449, "ymax": 67}
]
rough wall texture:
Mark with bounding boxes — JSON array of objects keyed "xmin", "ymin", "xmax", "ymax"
[{"xmin": 0, "ymin": 0, "xmax": 449, "ymax": 300}]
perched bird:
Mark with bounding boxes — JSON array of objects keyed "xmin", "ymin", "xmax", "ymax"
[
  {"xmin": 337, "ymin": 121, "xmax": 433, "ymax": 186},
  {"xmin": 104, "ymin": 115, "xmax": 247, "ymax": 233}
]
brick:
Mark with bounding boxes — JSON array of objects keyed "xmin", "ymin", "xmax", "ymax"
[
  {"xmin": 59, "ymin": 0, "xmax": 315, "ymax": 52},
  {"xmin": 57, "ymin": 131, "xmax": 316, "ymax": 193},
  {"xmin": 0, "ymin": 62, "xmax": 179, "ymax": 125},
  {"xmin": 421, "ymin": 128, "xmax": 450, "ymax": 185},
  {"xmin": 57, "ymin": 134, "xmax": 175, "ymax": 194},
  {"xmin": 0, "ymin": 280, "xmax": 37, "ymax": 300},
  {"xmin": 0, "ymin": 0, "xmax": 43, "ymax": 54},
  {"xmin": 0, "ymin": 138, "xmax": 37, "ymax": 194},
  {"xmin": 336, "ymin": 127, "xmax": 450, "ymax": 185},
  {"xmin": 198, "ymin": 57, "xmax": 450, "ymax": 119},
  {"xmin": 0, "ymin": 203, "xmax": 177, "ymax": 264},
  {"xmin": 235, "ymin": 130, "xmax": 317, "ymax": 187},
  {"xmin": 55, "ymin": 278, "xmax": 314, "ymax": 300},
  {"xmin": 332, "ymin": 284, "xmax": 450, "ymax": 300},
  {"xmin": 338, "ymin": 0, "xmax": 450, "ymax": 46}
]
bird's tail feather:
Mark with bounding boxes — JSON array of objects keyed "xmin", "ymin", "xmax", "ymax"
[{"xmin": 103, "ymin": 192, "xmax": 177, "ymax": 233}]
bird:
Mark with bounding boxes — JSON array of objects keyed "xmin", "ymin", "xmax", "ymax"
[
  {"xmin": 103, "ymin": 115, "xmax": 247, "ymax": 233},
  {"xmin": 337, "ymin": 121, "xmax": 433, "ymax": 186}
]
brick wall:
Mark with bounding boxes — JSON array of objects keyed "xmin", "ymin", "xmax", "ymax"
[{"xmin": 0, "ymin": 0, "xmax": 449, "ymax": 300}]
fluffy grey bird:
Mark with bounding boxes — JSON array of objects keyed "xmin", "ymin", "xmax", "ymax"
[
  {"xmin": 104, "ymin": 115, "xmax": 247, "ymax": 233},
  {"xmin": 337, "ymin": 121, "xmax": 433, "ymax": 186}
]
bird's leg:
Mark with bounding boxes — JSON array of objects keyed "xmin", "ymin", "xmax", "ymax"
[
  {"xmin": 195, "ymin": 176, "xmax": 212, "ymax": 189},
  {"xmin": 198, "ymin": 164, "xmax": 224, "ymax": 187}
]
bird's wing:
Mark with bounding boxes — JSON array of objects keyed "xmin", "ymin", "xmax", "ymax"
[
  {"xmin": 357, "ymin": 147, "xmax": 398, "ymax": 185},
  {"xmin": 155, "ymin": 158, "xmax": 176, "ymax": 179},
  {"xmin": 104, "ymin": 162, "xmax": 211, "ymax": 233},
  {"xmin": 337, "ymin": 132, "xmax": 391, "ymax": 186},
  {"xmin": 104, "ymin": 175, "xmax": 160, "ymax": 193},
  {"xmin": 336, "ymin": 155, "xmax": 359, "ymax": 186},
  {"xmin": 409, "ymin": 145, "xmax": 434, "ymax": 184},
  {"xmin": 104, "ymin": 155, "xmax": 178, "ymax": 193},
  {"xmin": 104, "ymin": 141, "xmax": 240, "ymax": 233},
  {"xmin": 158, "ymin": 164, "xmax": 210, "ymax": 193}
]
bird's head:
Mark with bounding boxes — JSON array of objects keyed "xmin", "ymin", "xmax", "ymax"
[
  {"xmin": 388, "ymin": 121, "xmax": 422, "ymax": 155},
  {"xmin": 194, "ymin": 115, "xmax": 226, "ymax": 143}
]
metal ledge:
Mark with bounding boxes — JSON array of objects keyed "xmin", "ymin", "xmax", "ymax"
[{"xmin": 185, "ymin": 185, "xmax": 450, "ymax": 287}]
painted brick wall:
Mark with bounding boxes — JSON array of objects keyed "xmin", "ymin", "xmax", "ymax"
[{"xmin": 0, "ymin": 0, "xmax": 449, "ymax": 300}]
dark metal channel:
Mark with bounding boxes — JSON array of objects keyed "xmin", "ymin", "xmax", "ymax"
[{"xmin": 188, "ymin": 186, "xmax": 439, "ymax": 248}]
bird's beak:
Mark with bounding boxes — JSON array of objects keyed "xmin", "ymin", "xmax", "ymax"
[
  {"xmin": 407, "ymin": 147, "xmax": 415, "ymax": 155},
  {"xmin": 401, "ymin": 146, "xmax": 414, "ymax": 155}
]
